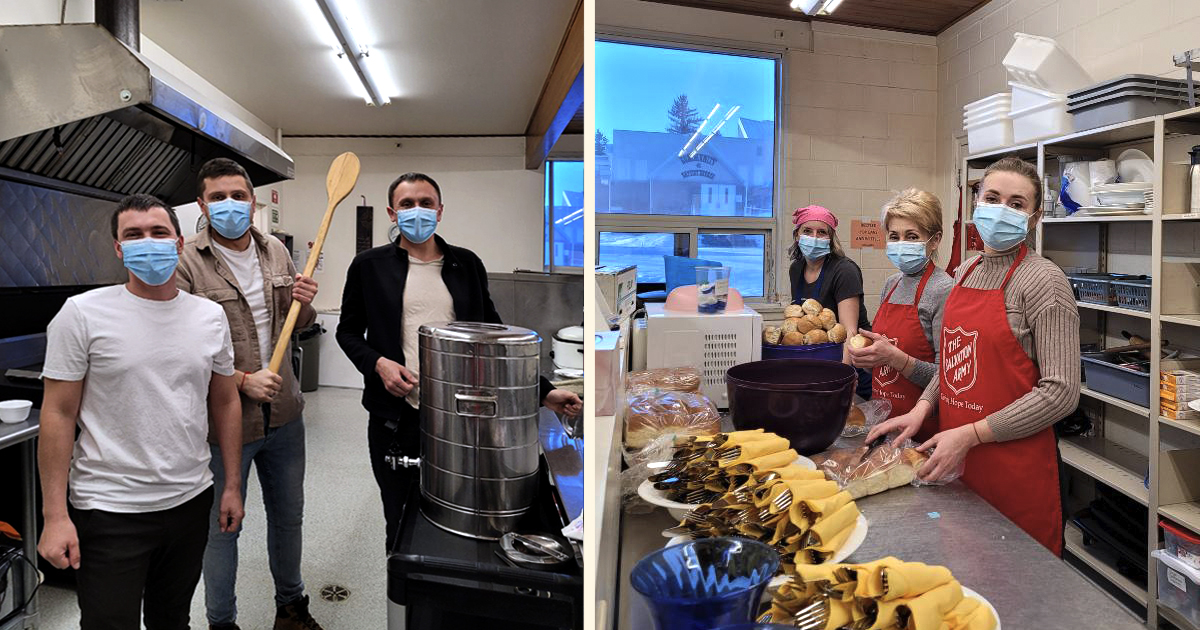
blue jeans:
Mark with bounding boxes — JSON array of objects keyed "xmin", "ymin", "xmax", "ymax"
[{"xmin": 204, "ymin": 415, "xmax": 307, "ymax": 625}]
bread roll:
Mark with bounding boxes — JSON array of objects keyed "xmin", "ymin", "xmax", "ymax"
[
  {"xmin": 764, "ymin": 325, "xmax": 782, "ymax": 345},
  {"xmin": 828, "ymin": 323, "xmax": 847, "ymax": 343},
  {"xmin": 849, "ymin": 334, "xmax": 872, "ymax": 349},
  {"xmin": 784, "ymin": 304, "xmax": 805, "ymax": 319},
  {"xmin": 901, "ymin": 448, "xmax": 929, "ymax": 468},
  {"xmin": 780, "ymin": 319, "xmax": 799, "ymax": 336},
  {"xmin": 783, "ymin": 331, "xmax": 807, "ymax": 346},
  {"xmin": 801, "ymin": 298, "xmax": 822, "ymax": 316},
  {"xmin": 804, "ymin": 314, "xmax": 824, "ymax": 330},
  {"xmin": 819, "ymin": 308, "xmax": 837, "ymax": 330},
  {"xmin": 793, "ymin": 317, "xmax": 816, "ymax": 334},
  {"xmin": 805, "ymin": 329, "xmax": 829, "ymax": 345}
]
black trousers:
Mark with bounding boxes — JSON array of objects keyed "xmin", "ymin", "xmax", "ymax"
[
  {"xmin": 71, "ymin": 486, "xmax": 214, "ymax": 630},
  {"xmin": 369, "ymin": 404, "xmax": 420, "ymax": 553}
]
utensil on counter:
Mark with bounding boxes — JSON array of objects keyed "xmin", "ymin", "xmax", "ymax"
[
  {"xmin": 499, "ymin": 533, "xmax": 572, "ymax": 568},
  {"xmin": 630, "ymin": 537, "xmax": 779, "ymax": 630},
  {"xmin": 267, "ymin": 152, "xmax": 360, "ymax": 374}
]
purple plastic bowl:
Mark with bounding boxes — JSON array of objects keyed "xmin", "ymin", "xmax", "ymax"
[{"xmin": 726, "ymin": 359, "xmax": 857, "ymax": 456}]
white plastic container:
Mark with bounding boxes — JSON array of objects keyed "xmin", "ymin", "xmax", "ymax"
[
  {"xmin": 964, "ymin": 92, "xmax": 1011, "ymax": 115},
  {"xmin": 1156, "ymin": 550, "xmax": 1200, "ymax": 627},
  {"xmin": 1010, "ymin": 81, "xmax": 1067, "ymax": 111},
  {"xmin": 1010, "ymin": 98, "xmax": 1073, "ymax": 143},
  {"xmin": 964, "ymin": 102, "xmax": 1012, "ymax": 126},
  {"xmin": 966, "ymin": 115, "xmax": 1014, "ymax": 155},
  {"xmin": 1003, "ymin": 33, "xmax": 1092, "ymax": 93}
]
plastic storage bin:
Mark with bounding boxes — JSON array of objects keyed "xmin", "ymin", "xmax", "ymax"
[
  {"xmin": 1082, "ymin": 354, "xmax": 1150, "ymax": 407},
  {"xmin": 1162, "ymin": 521, "xmax": 1200, "ymax": 571},
  {"xmin": 1068, "ymin": 89, "xmax": 1188, "ymax": 131},
  {"xmin": 1070, "ymin": 74, "xmax": 1191, "ymax": 104},
  {"xmin": 1011, "ymin": 98, "xmax": 1073, "ymax": 143},
  {"xmin": 1002, "ymin": 33, "xmax": 1092, "ymax": 93},
  {"xmin": 963, "ymin": 92, "xmax": 1011, "ymax": 115},
  {"xmin": 1113, "ymin": 278, "xmax": 1151, "ymax": 311},
  {"xmin": 965, "ymin": 115, "xmax": 1014, "ymax": 154},
  {"xmin": 1010, "ymin": 81, "xmax": 1067, "ymax": 110},
  {"xmin": 1068, "ymin": 273, "xmax": 1114, "ymax": 305},
  {"xmin": 1156, "ymin": 550, "xmax": 1200, "ymax": 627},
  {"xmin": 964, "ymin": 102, "xmax": 1011, "ymax": 125}
]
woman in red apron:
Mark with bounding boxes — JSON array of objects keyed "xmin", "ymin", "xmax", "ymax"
[
  {"xmin": 848, "ymin": 189, "xmax": 953, "ymax": 443},
  {"xmin": 867, "ymin": 157, "xmax": 1081, "ymax": 556}
]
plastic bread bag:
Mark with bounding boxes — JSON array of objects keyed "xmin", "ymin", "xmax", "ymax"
[
  {"xmin": 626, "ymin": 367, "xmax": 703, "ymax": 393},
  {"xmin": 811, "ymin": 436, "xmax": 930, "ymax": 499},
  {"xmin": 621, "ymin": 433, "xmax": 679, "ymax": 512},
  {"xmin": 841, "ymin": 398, "xmax": 892, "ymax": 438},
  {"xmin": 909, "ymin": 442, "xmax": 965, "ymax": 487},
  {"xmin": 623, "ymin": 388, "xmax": 721, "ymax": 453}
]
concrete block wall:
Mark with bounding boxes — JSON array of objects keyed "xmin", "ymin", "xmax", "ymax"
[{"xmin": 786, "ymin": 24, "xmax": 939, "ymax": 316}]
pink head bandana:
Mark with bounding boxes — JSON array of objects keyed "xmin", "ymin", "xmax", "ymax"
[{"xmin": 792, "ymin": 205, "xmax": 838, "ymax": 230}]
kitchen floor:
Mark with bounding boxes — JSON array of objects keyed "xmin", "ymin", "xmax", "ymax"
[{"xmin": 34, "ymin": 387, "xmax": 393, "ymax": 630}]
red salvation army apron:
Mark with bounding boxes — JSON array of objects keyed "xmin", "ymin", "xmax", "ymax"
[
  {"xmin": 871, "ymin": 263, "xmax": 938, "ymax": 442},
  {"xmin": 938, "ymin": 245, "xmax": 1063, "ymax": 555}
]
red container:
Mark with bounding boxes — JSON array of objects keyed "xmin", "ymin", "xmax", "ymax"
[{"xmin": 725, "ymin": 359, "xmax": 857, "ymax": 455}]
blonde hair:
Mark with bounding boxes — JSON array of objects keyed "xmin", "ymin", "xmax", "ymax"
[
  {"xmin": 881, "ymin": 188, "xmax": 943, "ymax": 262},
  {"xmin": 982, "ymin": 156, "xmax": 1042, "ymax": 213}
]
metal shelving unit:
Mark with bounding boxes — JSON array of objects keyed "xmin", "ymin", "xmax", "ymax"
[
  {"xmin": 1064, "ymin": 522, "xmax": 1149, "ymax": 606},
  {"xmin": 960, "ymin": 105, "xmax": 1200, "ymax": 629}
]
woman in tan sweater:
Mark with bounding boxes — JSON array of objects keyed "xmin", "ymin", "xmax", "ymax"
[{"xmin": 866, "ymin": 157, "xmax": 1080, "ymax": 555}]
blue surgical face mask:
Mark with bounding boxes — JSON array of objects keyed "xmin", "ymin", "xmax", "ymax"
[
  {"xmin": 973, "ymin": 203, "xmax": 1030, "ymax": 251},
  {"xmin": 120, "ymin": 237, "xmax": 179, "ymax": 286},
  {"xmin": 798, "ymin": 234, "xmax": 830, "ymax": 261},
  {"xmin": 886, "ymin": 240, "xmax": 930, "ymax": 275},
  {"xmin": 394, "ymin": 207, "xmax": 438, "ymax": 244},
  {"xmin": 207, "ymin": 198, "xmax": 252, "ymax": 239}
]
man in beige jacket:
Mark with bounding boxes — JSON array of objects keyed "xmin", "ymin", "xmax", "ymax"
[{"xmin": 176, "ymin": 158, "xmax": 323, "ymax": 630}]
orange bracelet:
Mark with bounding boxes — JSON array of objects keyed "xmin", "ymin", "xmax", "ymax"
[{"xmin": 239, "ymin": 371, "xmax": 247, "ymax": 391}]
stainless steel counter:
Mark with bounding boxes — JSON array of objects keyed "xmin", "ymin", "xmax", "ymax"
[
  {"xmin": 617, "ymin": 481, "xmax": 1145, "ymax": 630},
  {"xmin": 0, "ymin": 408, "xmax": 39, "ymax": 630}
]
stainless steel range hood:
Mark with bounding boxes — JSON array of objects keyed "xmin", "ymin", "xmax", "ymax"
[{"xmin": 0, "ymin": 22, "xmax": 293, "ymax": 205}]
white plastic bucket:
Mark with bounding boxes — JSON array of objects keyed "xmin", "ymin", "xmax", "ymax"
[
  {"xmin": 1010, "ymin": 81, "xmax": 1067, "ymax": 111},
  {"xmin": 1003, "ymin": 33, "xmax": 1092, "ymax": 93}
]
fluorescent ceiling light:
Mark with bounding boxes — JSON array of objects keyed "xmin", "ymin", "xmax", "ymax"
[
  {"xmin": 314, "ymin": 0, "xmax": 390, "ymax": 106},
  {"xmin": 679, "ymin": 103, "xmax": 722, "ymax": 158},
  {"xmin": 790, "ymin": 0, "xmax": 843, "ymax": 15}
]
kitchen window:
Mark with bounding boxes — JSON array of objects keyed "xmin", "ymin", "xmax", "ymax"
[
  {"xmin": 595, "ymin": 38, "xmax": 781, "ymax": 299},
  {"xmin": 544, "ymin": 160, "xmax": 584, "ymax": 271}
]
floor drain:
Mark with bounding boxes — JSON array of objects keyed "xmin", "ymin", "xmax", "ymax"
[{"xmin": 319, "ymin": 584, "xmax": 351, "ymax": 603}]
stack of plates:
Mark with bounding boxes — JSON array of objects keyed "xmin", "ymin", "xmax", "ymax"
[{"xmin": 1092, "ymin": 182, "xmax": 1152, "ymax": 208}]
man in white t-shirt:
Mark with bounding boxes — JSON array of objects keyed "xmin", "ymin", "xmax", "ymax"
[
  {"xmin": 176, "ymin": 158, "xmax": 323, "ymax": 630},
  {"xmin": 37, "ymin": 194, "xmax": 245, "ymax": 630}
]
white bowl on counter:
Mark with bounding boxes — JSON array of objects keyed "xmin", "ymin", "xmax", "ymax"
[{"xmin": 0, "ymin": 400, "xmax": 33, "ymax": 424}]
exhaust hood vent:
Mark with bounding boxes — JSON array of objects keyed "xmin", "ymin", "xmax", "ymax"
[{"xmin": 0, "ymin": 23, "xmax": 292, "ymax": 205}]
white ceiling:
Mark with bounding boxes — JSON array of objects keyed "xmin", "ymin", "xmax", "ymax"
[{"xmin": 139, "ymin": 0, "xmax": 576, "ymax": 136}]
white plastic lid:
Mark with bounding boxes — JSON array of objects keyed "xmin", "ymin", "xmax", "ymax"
[{"xmin": 1154, "ymin": 549, "xmax": 1200, "ymax": 583}]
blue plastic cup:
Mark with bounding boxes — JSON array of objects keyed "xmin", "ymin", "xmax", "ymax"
[{"xmin": 629, "ymin": 537, "xmax": 780, "ymax": 630}]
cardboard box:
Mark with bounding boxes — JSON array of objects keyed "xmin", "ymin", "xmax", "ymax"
[
  {"xmin": 1162, "ymin": 407, "xmax": 1200, "ymax": 421},
  {"xmin": 596, "ymin": 265, "xmax": 638, "ymax": 322},
  {"xmin": 1162, "ymin": 387, "xmax": 1200, "ymax": 403}
]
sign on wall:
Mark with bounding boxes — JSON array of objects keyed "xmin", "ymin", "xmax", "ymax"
[{"xmin": 850, "ymin": 220, "xmax": 886, "ymax": 249}]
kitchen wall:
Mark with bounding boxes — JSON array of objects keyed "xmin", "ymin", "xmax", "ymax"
[
  {"xmin": 278, "ymin": 135, "xmax": 577, "ymax": 312},
  {"xmin": 933, "ymin": 0, "xmax": 1200, "ymax": 251},
  {"xmin": 597, "ymin": 1, "xmax": 939, "ymax": 317}
]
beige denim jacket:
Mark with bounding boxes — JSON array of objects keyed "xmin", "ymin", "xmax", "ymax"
[{"xmin": 177, "ymin": 227, "xmax": 316, "ymax": 444}]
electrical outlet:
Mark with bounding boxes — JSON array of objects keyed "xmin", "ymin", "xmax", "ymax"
[{"xmin": 774, "ymin": 29, "xmax": 785, "ymax": 39}]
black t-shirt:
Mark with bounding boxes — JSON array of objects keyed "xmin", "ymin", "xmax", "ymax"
[{"xmin": 789, "ymin": 254, "xmax": 871, "ymax": 332}]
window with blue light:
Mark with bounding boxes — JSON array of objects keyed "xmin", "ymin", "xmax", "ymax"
[
  {"xmin": 545, "ymin": 160, "xmax": 584, "ymax": 269},
  {"xmin": 595, "ymin": 40, "xmax": 778, "ymax": 299}
]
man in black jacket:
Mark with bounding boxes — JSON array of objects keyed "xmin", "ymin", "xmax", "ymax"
[{"xmin": 336, "ymin": 172, "xmax": 581, "ymax": 550}]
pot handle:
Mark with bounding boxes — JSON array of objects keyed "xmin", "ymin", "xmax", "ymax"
[{"xmin": 455, "ymin": 391, "xmax": 498, "ymax": 418}]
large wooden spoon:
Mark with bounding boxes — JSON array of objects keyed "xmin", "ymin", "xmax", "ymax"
[{"xmin": 267, "ymin": 152, "xmax": 361, "ymax": 374}]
